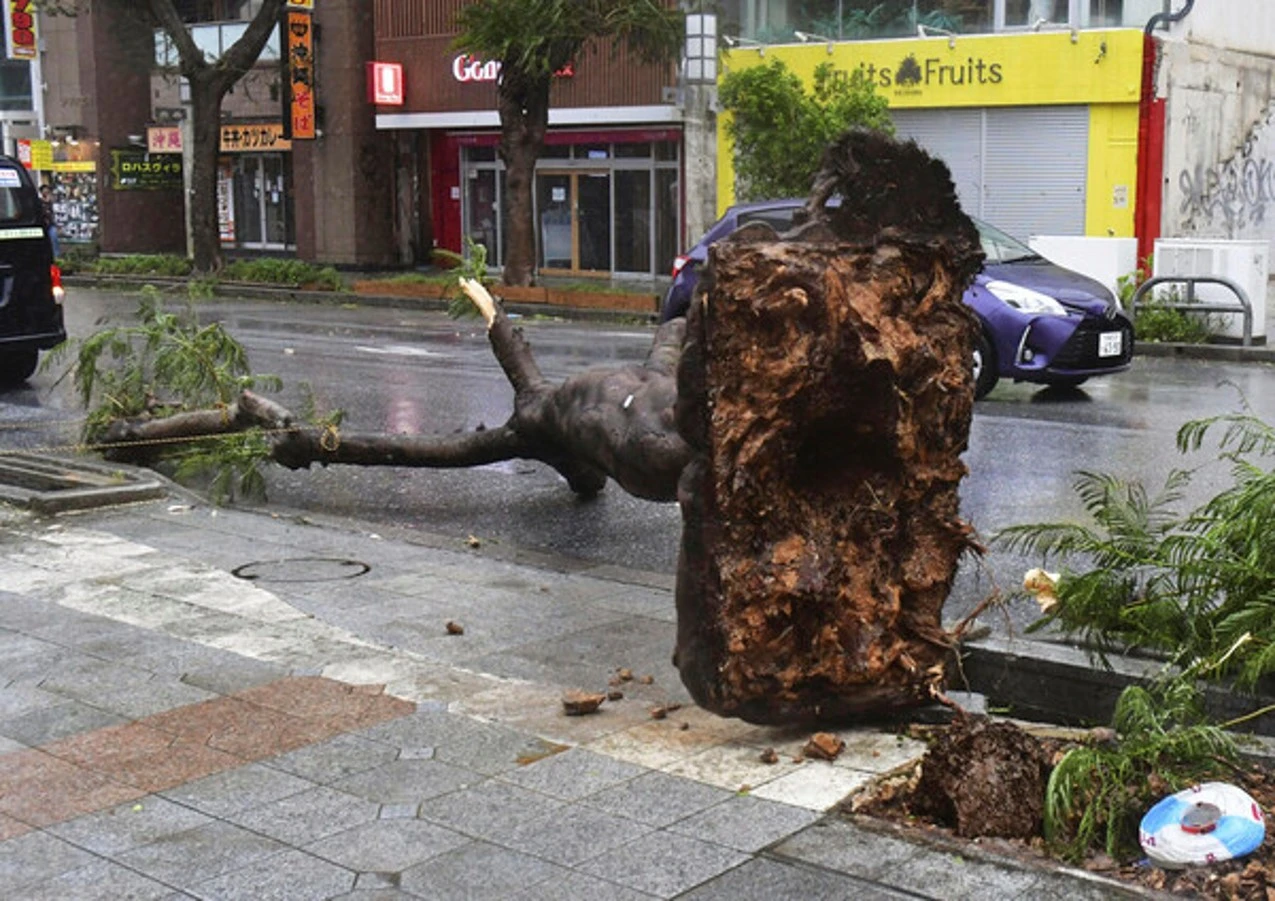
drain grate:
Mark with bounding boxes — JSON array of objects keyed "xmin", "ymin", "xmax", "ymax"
[
  {"xmin": 0, "ymin": 453, "xmax": 168, "ymax": 513},
  {"xmin": 232, "ymin": 558, "xmax": 371, "ymax": 583}
]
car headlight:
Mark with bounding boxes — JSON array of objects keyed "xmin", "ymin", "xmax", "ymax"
[{"xmin": 985, "ymin": 280, "xmax": 1068, "ymax": 316}]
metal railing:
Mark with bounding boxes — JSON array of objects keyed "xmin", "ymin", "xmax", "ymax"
[{"xmin": 1129, "ymin": 275, "xmax": 1254, "ymax": 347}]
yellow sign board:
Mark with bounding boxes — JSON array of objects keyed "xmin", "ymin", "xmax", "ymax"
[{"xmin": 722, "ymin": 30, "xmax": 1143, "ymax": 109}]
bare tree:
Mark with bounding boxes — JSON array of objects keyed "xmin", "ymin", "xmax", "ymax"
[{"xmin": 148, "ymin": 0, "xmax": 285, "ymax": 272}]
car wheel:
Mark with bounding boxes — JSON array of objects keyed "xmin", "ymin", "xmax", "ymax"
[
  {"xmin": 0, "ymin": 349, "xmax": 38, "ymax": 387},
  {"xmin": 972, "ymin": 331, "xmax": 998, "ymax": 400}
]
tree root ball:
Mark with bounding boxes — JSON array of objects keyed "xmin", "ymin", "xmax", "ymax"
[{"xmin": 911, "ymin": 719, "xmax": 1049, "ymax": 840}]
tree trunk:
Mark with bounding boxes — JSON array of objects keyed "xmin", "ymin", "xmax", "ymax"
[
  {"xmin": 672, "ymin": 129, "xmax": 986, "ymax": 725},
  {"xmin": 497, "ymin": 76, "xmax": 550, "ymax": 287},
  {"xmin": 187, "ymin": 76, "xmax": 224, "ymax": 273}
]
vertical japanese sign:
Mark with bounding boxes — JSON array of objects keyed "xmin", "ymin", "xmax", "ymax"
[
  {"xmin": 284, "ymin": 10, "xmax": 315, "ymax": 139},
  {"xmin": 6, "ymin": 0, "xmax": 36, "ymax": 61}
]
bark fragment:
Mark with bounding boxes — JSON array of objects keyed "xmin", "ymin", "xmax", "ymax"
[{"xmin": 673, "ymin": 129, "xmax": 985, "ymax": 725}]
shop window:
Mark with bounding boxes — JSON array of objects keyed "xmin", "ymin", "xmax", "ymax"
[
  {"xmin": 577, "ymin": 144, "xmax": 610, "ymax": 160},
  {"xmin": 615, "ymin": 171, "xmax": 652, "ymax": 273},
  {"xmin": 655, "ymin": 169, "xmax": 680, "ymax": 276},
  {"xmin": 615, "ymin": 143, "xmax": 651, "ymax": 159},
  {"xmin": 0, "ymin": 60, "xmax": 32, "ymax": 112},
  {"xmin": 541, "ymin": 143, "xmax": 570, "ymax": 159},
  {"xmin": 467, "ymin": 146, "xmax": 497, "ymax": 162},
  {"xmin": 1003, "ymin": 0, "xmax": 1061, "ymax": 27},
  {"xmin": 655, "ymin": 141, "xmax": 679, "ymax": 162}
]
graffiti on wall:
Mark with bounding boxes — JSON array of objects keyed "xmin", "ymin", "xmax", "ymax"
[{"xmin": 1178, "ymin": 105, "xmax": 1275, "ymax": 238}]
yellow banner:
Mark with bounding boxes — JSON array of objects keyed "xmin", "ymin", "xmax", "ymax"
[
  {"xmin": 220, "ymin": 123, "xmax": 291, "ymax": 152},
  {"xmin": 723, "ymin": 29, "xmax": 1143, "ymax": 109},
  {"xmin": 51, "ymin": 161, "xmax": 96, "ymax": 173}
]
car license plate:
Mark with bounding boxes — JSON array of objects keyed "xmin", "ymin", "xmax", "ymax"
[{"xmin": 1098, "ymin": 331, "xmax": 1123, "ymax": 358}]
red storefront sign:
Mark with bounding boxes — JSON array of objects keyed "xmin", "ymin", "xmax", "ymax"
[
  {"xmin": 6, "ymin": 0, "xmax": 36, "ymax": 60},
  {"xmin": 367, "ymin": 61, "xmax": 403, "ymax": 105}
]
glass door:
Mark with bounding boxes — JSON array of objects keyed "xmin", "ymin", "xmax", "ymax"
[
  {"xmin": 535, "ymin": 169, "xmax": 610, "ymax": 274},
  {"xmin": 231, "ymin": 154, "xmax": 294, "ymax": 250}
]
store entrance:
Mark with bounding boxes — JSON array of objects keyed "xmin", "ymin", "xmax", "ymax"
[
  {"xmin": 535, "ymin": 169, "xmax": 610, "ymax": 274},
  {"xmin": 232, "ymin": 153, "xmax": 293, "ymax": 250}
]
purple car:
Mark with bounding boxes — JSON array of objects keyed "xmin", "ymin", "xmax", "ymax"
[{"xmin": 661, "ymin": 199, "xmax": 1134, "ymax": 399}]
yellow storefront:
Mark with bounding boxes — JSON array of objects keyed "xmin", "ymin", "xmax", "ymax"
[{"xmin": 718, "ymin": 29, "xmax": 1145, "ymax": 242}]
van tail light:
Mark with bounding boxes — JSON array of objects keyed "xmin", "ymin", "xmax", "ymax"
[
  {"xmin": 670, "ymin": 254, "xmax": 690, "ymax": 278},
  {"xmin": 51, "ymin": 264, "xmax": 64, "ymax": 304}
]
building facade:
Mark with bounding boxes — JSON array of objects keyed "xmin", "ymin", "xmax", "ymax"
[{"xmin": 372, "ymin": 0, "xmax": 685, "ymax": 280}]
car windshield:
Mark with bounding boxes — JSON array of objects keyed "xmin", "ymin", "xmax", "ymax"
[{"xmin": 976, "ymin": 219, "xmax": 1042, "ymax": 264}]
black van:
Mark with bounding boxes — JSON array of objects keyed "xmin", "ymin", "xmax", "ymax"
[{"xmin": 0, "ymin": 156, "xmax": 63, "ymax": 387}]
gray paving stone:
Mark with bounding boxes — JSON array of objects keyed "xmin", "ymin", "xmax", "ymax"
[
  {"xmin": 666, "ymin": 794, "xmax": 819, "ymax": 853},
  {"xmin": 48, "ymin": 795, "xmax": 215, "ymax": 856},
  {"xmin": 498, "ymin": 748, "xmax": 649, "ymax": 801},
  {"xmin": 872, "ymin": 846, "xmax": 1046, "ymax": 900},
  {"xmin": 417, "ymin": 780, "xmax": 567, "ymax": 843},
  {"xmin": 512, "ymin": 871, "xmax": 658, "ymax": 900},
  {"xmin": 0, "ymin": 831, "xmax": 99, "ymax": 896},
  {"xmin": 263, "ymin": 733, "xmax": 401, "ymax": 784},
  {"xmin": 332, "ymin": 758, "xmax": 478, "ymax": 806},
  {"xmin": 160, "ymin": 762, "xmax": 316, "ymax": 818},
  {"xmin": 38, "ymin": 654, "xmax": 155, "ymax": 697},
  {"xmin": 578, "ymin": 829, "xmax": 750, "ymax": 899},
  {"xmin": 1027, "ymin": 870, "xmax": 1152, "ymax": 900},
  {"xmin": 67, "ymin": 677, "xmax": 216, "ymax": 720},
  {"xmin": 177, "ymin": 655, "xmax": 289, "ymax": 696},
  {"xmin": 227, "ymin": 786, "xmax": 380, "ymax": 846},
  {"xmin": 359, "ymin": 708, "xmax": 566, "ymax": 776},
  {"xmin": 304, "ymin": 818, "xmax": 469, "ymax": 873},
  {"xmin": 0, "ymin": 697, "xmax": 127, "ymax": 745},
  {"xmin": 769, "ymin": 818, "xmax": 925, "ymax": 879},
  {"xmin": 188, "ymin": 848, "xmax": 355, "ymax": 901},
  {"xmin": 399, "ymin": 840, "xmax": 565, "ymax": 900},
  {"xmin": 0, "ymin": 683, "xmax": 65, "ymax": 719},
  {"xmin": 496, "ymin": 805, "xmax": 652, "ymax": 866},
  {"xmin": 114, "ymin": 820, "xmax": 289, "ymax": 892},
  {"xmin": 329, "ymin": 891, "xmax": 419, "ymax": 901},
  {"xmin": 19, "ymin": 858, "xmax": 177, "ymax": 901},
  {"xmin": 679, "ymin": 856, "xmax": 917, "ymax": 900},
  {"xmin": 582, "ymin": 771, "xmax": 733, "ymax": 828}
]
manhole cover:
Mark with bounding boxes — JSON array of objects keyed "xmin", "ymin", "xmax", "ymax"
[{"xmin": 232, "ymin": 557, "xmax": 370, "ymax": 583}]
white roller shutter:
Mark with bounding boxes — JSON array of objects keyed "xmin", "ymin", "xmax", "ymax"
[{"xmin": 891, "ymin": 105, "xmax": 1089, "ymax": 241}]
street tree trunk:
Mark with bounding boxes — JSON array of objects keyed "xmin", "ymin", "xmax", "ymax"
[
  {"xmin": 496, "ymin": 73, "xmax": 551, "ymax": 287},
  {"xmin": 96, "ymin": 130, "xmax": 985, "ymax": 726}
]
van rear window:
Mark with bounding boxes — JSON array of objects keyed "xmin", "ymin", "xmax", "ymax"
[{"xmin": 0, "ymin": 168, "xmax": 30, "ymax": 223}]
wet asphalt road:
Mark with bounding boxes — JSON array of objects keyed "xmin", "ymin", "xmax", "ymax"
[{"xmin": 5, "ymin": 286, "xmax": 1275, "ymax": 636}]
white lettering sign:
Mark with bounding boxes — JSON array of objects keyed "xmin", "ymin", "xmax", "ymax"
[{"xmin": 452, "ymin": 55, "xmax": 501, "ymax": 83}]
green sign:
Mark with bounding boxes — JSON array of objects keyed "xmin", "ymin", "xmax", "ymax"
[{"xmin": 110, "ymin": 150, "xmax": 183, "ymax": 191}]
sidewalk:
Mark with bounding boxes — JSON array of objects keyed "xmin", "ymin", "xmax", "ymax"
[{"xmin": 0, "ymin": 484, "xmax": 1156, "ymax": 899}]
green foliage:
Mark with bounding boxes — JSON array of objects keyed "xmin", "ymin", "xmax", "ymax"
[
  {"xmin": 720, "ymin": 59, "xmax": 893, "ymax": 201},
  {"xmin": 1119, "ymin": 260, "xmax": 1216, "ymax": 344},
  {"xmin": 1044, "ymin": 680, "xmax": 1237, "ymax": 862},
  {"xmin": 455, "ymin": 0, "xmax": 683, "ymax": 78},
  {"xmin": 997, "ymin": 407, "xmax": 1275, "ymax": 688},
  {"xmin": 91, "ymin": 255, "xmax": 193, "ymax": 277},
  {"xmin": 172, "ymin": 431, "xmax": 271, "ymax": 504},
  {"xmin": 446, "ymin": 238, "xmax": 490, "ymax": 319},
  {"xmin": 52, "ymin": 289, "xmax": 281, "ymax": 501},
  {"xmin": 221, "ymin": 258, "xmax": 343, "ymax": 290}
]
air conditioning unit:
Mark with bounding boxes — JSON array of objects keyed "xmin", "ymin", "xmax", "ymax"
[{"xmin": 1152, "ymin": 239, "xmax": 1268, "ymax": 342}]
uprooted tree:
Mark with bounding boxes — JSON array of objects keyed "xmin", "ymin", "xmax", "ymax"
[{"xmin": 83, "ymin": 129, "xmax": 985, "ymax": 725}]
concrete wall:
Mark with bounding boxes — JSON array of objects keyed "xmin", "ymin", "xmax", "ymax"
[
  {"xmin": 1174, "ymin": 1, "xmax": 1275, "ymax": 58},
  {"xmin": 1159, "ymin": 39, "xmax": 1275, "ymax": 258}
]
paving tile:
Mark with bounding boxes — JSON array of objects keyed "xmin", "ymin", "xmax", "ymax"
[
  {"xmin": 188, "ymin": 848, "xmax": 356, "ymax": 901},
  {"xmin": 678, "ymin": 855, "xmax": 915, "ymax": 900},
  {"xmin": 113, "ymin": 820, "xmax": 289, "ymax": 892},
  {"xmin": 0, "ymin": 682, "xmax": 64, "ymax": 720},
  {"xmin": 263, "ymin": 732, "xmax": 400, "ymax": 784},
  {"xmin": 496, "ymin": 805, "xmax": 652, "ymax": 866},
  {"xmin": 0, "ymin": 831, "xmax": 100, "ymax": 896},
  {"xmin": 332, "ymin": 758, "xmax": 478, "ymax": 805},
  {"xmin": 232, "ymin": 676, "xmax": 414, "ymax": 730},
  {"xmin": 0, "ymin": 697, "xmax": 128, "ymax": 746},
  {"xmin": 747, "ymin": 763, "xmax": 874, "ymax": 811},
  {"xmin": 399, "ymin": 840, "xmax": 565, "ymax": 900},
  {"xmin": 0, "ymin": 813, "xmax": 32, "ymax": 841},
  {"xmin": 303, "ymin": 818, "xmax": 469, "ymax": 873},
  {"xmin": 869, "ymin": 845, "xmax": 1048, "ymax": 900},
  {"xmin": 17, "ymin": 857, "xmax": 178, "ymax": 901},
  {"xmin": 47, "ymin": 795, "xmax": 214, "ymax": 856},
  {"xmin": 43, "ymin": 720, "xmax": 243, "ymax": 794},
  {"xmin": 579, "ymin": 829, "xmax": 749, "ymax": 898},
  {"xmin": 178, "ymin": 655, "xmax": 290, "ymax": 696},
  {"xmin": 145, "ymin": 696, "xmax": 334, "ymax": 759},
  {"xmin": 498, "ymin": 748, "xmax": 649, "ymax": 801},
  {"xmin": 0, "ymin": 748, "xmax": 142, "ymax": 827},
  {"xmin": 769, "ymin": 818, "xmax": 925, "ymax": 879},
  {"xmin": 227, "ymin": 785, "xmax": 380, "ymax": 846},
  {"xmin": 666, "ymin": 794, "xmax": 819, "ymax": 853},
  {"xmin": 581, "ymin": 770, "xmax": 733, "ymax": 828},
  {"xmin": 417, "ymin": 780, "xmax": 567, "ymax": 843},
  {"xmin": 511, "ymin": 870, "xmax": 659, "ymax": 900},
  {"xmin": 159, "ymin": 762, "xmax": 316, "ymax": 818},
  {"xmin": 660, "ymin": 740, "xmax": 806, "ymax": 793}
]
